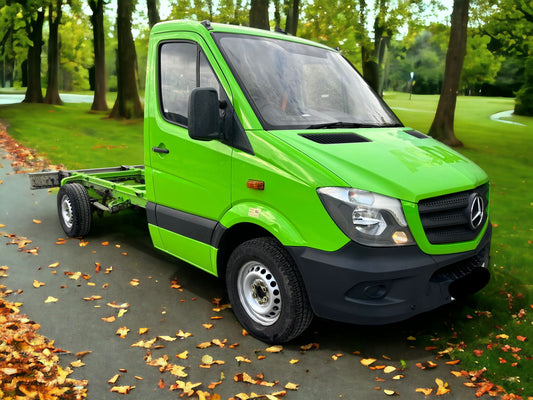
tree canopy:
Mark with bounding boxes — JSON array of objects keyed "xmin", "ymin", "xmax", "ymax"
[{"xmin": 0, "ymin": 0, "xmax": 530, "ymax": 121}]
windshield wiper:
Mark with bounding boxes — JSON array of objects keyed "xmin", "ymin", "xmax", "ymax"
[{"xmin": 306, "ymin": 121, "xmax": 402, "ymax": 129}]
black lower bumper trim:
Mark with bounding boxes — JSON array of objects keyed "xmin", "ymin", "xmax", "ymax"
[{"xmin": 286, "ymin": 225, "xmax": 491, "ymax": 325}]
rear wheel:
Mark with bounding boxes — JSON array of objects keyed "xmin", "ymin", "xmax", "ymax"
[
  {"xmin": 57, "ymin": 183, "xmax": 92, "ymax": 237},
  {"xmin": 226, "ymin": 237, "xmax": 313, "ymax": 344}
]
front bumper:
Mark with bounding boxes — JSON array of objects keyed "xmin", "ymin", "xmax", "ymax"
[{"xmin": 286, "ymin": 225, "xmax": 491, "ymax": 325}]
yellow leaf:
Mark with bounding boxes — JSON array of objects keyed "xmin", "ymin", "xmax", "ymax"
[
  {"xmin": 235, "ymin": 356, "xmax": 251, "ymax": 363},
  {"xmin": 266, "ymin": 345, "xmax": 283, "ymax": 353},
  {"xmin": 289, "ymin": 359, "xmax": 299, "ymax": 364},
  {"xmin": 110, "ymin": 386, "xmax": 135, "ymax": 394},
  {"xmin": 361, "ymin": 358, "xmax": 377, "ymax": 366},
  {"xmin": 384, "ymin": 389, "xmax": 398, "ymax": 396},
  {"xmin": 196, "ymin": 342, "xmax": 212, "ymax": 349},
  {"xmin": 33, "ymin": 280, "xmax": 45, "ymax": 288},
  {"xmin": 116, "ymin": 326, "xmax": 130, "ymax": 338},
  {"xmin": 202, "ymin": 354, "xmax": 214, "ymax": 365},
  {"xmin": 159, "ymin": 335, "xmax": 176, "ymax": 342},
  {"xmin": 332, "ymin": 353, "xmax": 343, "ymax": 360},
  {"xmin": 176, "ymin": 350, "xmax": 189, "ymax": 359},
  {"xmin": 177, "ymin": 329, "xmax": 193, "ymax": 338},
  {"xmin": 108, "ymin": 374, "xmax": 120, "ymax": 384},
  {"xmin": 71, "ymin": 360, "xmax": 85, "ymax": 368},
  {"xmin": 101, "ymin": 315, "xmax": 116, "ymax": 323},
  {"xmin": 435, "ymin": 378, "xmax": 451, "ymax": 396},
  {"xmin": 384, "ymin": 366, "xmax": 397, "ymax": 373},
  {"xmin": 45, "ymin": 296, "xmax": 58, "ymax": 303},
  {"xmin": 32, "ymin": 219, "xmax": 42, "ymax": 224},
  {"xmin": 285, "ymin": 382, "xmax": 300, "ymax": 390},
  {"xmin": 416, "ymin": 388, "xmax": 433, "ymax": 395},
  {"xmin": 138, "ymin": 327, "xmax": 149, "ymax": 335},
  {"xmin": 129, "ymin": 279, "xmax": 140, "ymax": 286},
  {"xmin": 203, "ymin": 323, "xmax": 214, "ymax": 329},
  {"xmin": 48, "ymin": 262, "xmax": 59, "ymax": 268}
]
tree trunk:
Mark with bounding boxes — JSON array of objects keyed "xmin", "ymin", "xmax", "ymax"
[
  {"xmin": 361, "ymin": 45, "xmax": 380, "ymax": 92},
  {"xmin": 428, "ymin": 0, "xmax": 469, "ymax": 147},
  {"xmin": 147, "ymin": 0, "xmax": 160, "ymax": 29},
  {"xmin": 249, "ymin": 0, "xmax": 269, "ymax": 30},
  {"xmin": 44, "ymin": 0, "xmax": 63, "ymax": 105},
  {"xmin": 89, "ymin": 0, "xmax": 108, "ymax": 111},
  {"xmin": 284, "ymin": 0, "xmax": 300, "ymax": 35},
  {"xmin": 23, "ymin": 9, "xmax": 45, "ymax": 103},
  {"xmin": 109, "ymin": 0, "xmax": 143, "ymax": 119}
]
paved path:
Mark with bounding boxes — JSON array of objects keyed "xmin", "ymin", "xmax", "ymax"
[
  {"xmin": 489, "ymin": 110, "xmax": 526, "ymax": 126},
  {"xmin": 0, "ymin": 147, "xmax": 478, "ymax": 399},
  {"xmin": 0, "ymin": 93, "xmax": 94, "ymax": 105}
]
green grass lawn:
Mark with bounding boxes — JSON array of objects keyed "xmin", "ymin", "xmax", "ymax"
[
  {"xmin": 1, "ymin": 94, "xmax": 532, "ymax": 396},
  {"xmin": 0, "ymin": 102, "xmax": 143, "ymax": 169},
  {"xmin": 386, "ymin": 93, "xmax": 532, "ymax": 397}
]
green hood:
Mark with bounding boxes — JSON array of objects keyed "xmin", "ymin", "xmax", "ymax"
[{"xmin": 270, "ymin": 128, "xmax": 488, "ymax": 203}]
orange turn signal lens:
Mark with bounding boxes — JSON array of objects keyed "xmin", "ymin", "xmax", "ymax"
[{"xmin": 247, "ymin": 180, "xmax": 265, "ymax": 190}]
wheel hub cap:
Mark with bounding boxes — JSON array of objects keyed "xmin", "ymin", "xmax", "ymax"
[{"xmin": 237, "ymin": 261, "xmax": 282, "ymax": 326}]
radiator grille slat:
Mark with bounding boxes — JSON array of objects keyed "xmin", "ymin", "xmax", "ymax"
[{"xmin": 418, "ymin": 184, "xmax": 489, "ymax": 244}]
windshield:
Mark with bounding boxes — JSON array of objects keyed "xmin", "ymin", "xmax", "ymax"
[{"xmin": 215, "ymin": 33, "xmax": 402, "ymax": 130}]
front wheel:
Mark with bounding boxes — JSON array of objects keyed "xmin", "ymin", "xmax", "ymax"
[
  {"xmin": 57, "ymin": 183, "xmax": 92, "ymax": 237},
  {"xmin": 226, "ymin": 237, "xmax": 313, "ymax": 344}
]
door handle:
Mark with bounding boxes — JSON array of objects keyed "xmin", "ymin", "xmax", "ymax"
[{"xmin": 152, "ymin": 146, "xmax": 169, "ymax": 154}]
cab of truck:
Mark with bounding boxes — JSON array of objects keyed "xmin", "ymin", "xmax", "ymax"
[{"xmin": 143, "ymin": 20, "xmax": 491, "ymax": 343}]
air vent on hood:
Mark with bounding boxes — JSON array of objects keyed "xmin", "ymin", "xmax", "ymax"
[
  {"xmin": 299, "ymin": 133, "xmax": 371, "ymax": 144},
  {"xmin": 404, "ymin": 129, "xmax": 429, "ymax": 139}
]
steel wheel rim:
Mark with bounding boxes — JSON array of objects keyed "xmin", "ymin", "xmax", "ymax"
[
  {"xmin": 237, "ymin": 261, "xmax": 282, "ymax": 326},
  {"xmin": 60, "ymin": 194, "xmax": 74, "ymax": 229}
]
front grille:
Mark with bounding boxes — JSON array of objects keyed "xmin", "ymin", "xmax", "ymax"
[{"xmin": 418, "ymin": 184, "xmax": 489, "ymax": 244}]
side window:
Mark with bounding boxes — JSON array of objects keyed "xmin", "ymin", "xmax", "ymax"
[{"xmin": 159, "ymin": 42, "xmax": 220, "ymax": 126}]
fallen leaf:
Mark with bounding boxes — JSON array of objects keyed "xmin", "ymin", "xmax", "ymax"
[
  {"xmin": 266, "ymin": 345, "xmax": 283, "ymax": 353},
  {"xmin": 101, "ymin": 241, "xmax": 109, "ymax": 246},
  {"xmin": 116, "ymin": 326, "xmax": 130, "ymax": 338},
  {"xmin": 45, "ymin": 296, "xmax": 58, "ymax": 303},
  {"xmin": 300, "ymin": 343, "xmax": 319, "ymax": 351},
  {"xmin": 516, "ymin": 336, "xmax": 527, "ymax": 342},
  {"xmin": 76, "ymin": 350, "xmax": 92, "ymax": 358},
  {"xmin": 176, "ymin": 351, "xmax": 189, "ymax": 360},
  {"xmin": 108, "ymin": 374, "xmax": 120, "ymax": 384},
  {"xmin": 289, "ymin": 359, "xmax": 299, "ymax": 364},
  {"xmin": 416, "ymin": 388, "xmax": 433, "ymax": 395},
  {"xmin": 117, "ymin": 309, "xmax": 127, "ymax": 318},
  {"xmin": 384, "ymin": 366, "xmax": 397, "ymax": 373},
  {"xmin": 33, "ymin": 219, "xmax": 42, "ymax": 224},
  {"xmin": 110, "ymin": 386, "xmax": 135, "ymax": 394},
  {"xmin": 101, "ymin": 316, "xmax": 116, "ymax": 323},
  {"xmin": 361, "ymin": 358, "xmax": 377, "ymax": 366},
  {"xmin": 212, "ymin": 338, "xmax": 226, "ymax": 348},
  {"xmin": 445, "ymin": 360, "xmax": 461, "ymax": 365},
  {"xmin": 71, "ymin": 360, "xmax": 85, "ymax": 368},
  {"xmin": 285, "ymin": 382, "xmax": 300, "ymax": 390},
  {"xmin": 129, "ymin": 279, "xmax": 140, "ymax": 287},
  {"xmin": 48, "ymin": 262, "xmax": 59, "ymax": 268},
  {"xmin": 235, "ymin": 356, "xmax": 251, "ymax": 363},
  {"xmin": 392, "ymin": 375, "xmax": 404, "ymax": 380},
  {"xmin": 208, "ymin": 381, "xmax": 222, "ymax": 389},
  {"xmin": 177, "ymin": 329, "xmax": 193, "ymax": 338},
  {"xmin": 435, "ymin": 378, "xmax": 450, "ymax": 395},
  {"xmin": 332, "ymin": 353, "xmax": 343, "ymax": 360},
  {"xmin": 138, "ymin": 327, "xmax": 149, "ymax": 335},
  {"xmin": 158, "ymin": 379, "xmax": 165, "ymax": 389},
  {"xmin": 196, "ymin": 342, "xmax": 212, "ymax": 349},
  {"xmin": 33, "ymin": 280, "xmax": 45, "ymax": 288},
  {"xmin": 203, "ymin": 323, "xmax": 214, "ymax": 329},
  {"xmin": 384, "ymin": 389, "xmax": 398, "ymax": 396}
]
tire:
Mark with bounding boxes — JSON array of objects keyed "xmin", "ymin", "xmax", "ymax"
[
  {"xmin": 226, "ymin": 237, "xmax": 313, "ymax": 344},
  {"xmin": 57, "ymin": 183, "xmax": 92, "ymax": 237}
]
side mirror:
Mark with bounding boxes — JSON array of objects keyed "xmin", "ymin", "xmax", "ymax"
[{"xmin": 188, "ymin": 87, "xmax": 221, "ymax": 141}]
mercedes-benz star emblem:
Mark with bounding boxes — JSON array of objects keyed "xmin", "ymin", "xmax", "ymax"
[{"xmin": 468, "ymin": 194, "xmax": 485, "ymax": 230}]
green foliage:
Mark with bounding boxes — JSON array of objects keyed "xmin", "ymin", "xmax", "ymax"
[
  {"xmin": 461, "ymin": 34, "xmax": 503, "ymax": 94},
  {"xmin": 59, "ymin": 11, "xmax": 93, "ymax": 91},
  {"xmin": 514, "ymin": 55, "xmax": 533, "ymax": 116}
]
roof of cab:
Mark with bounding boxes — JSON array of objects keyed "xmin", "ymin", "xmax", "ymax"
[{"xmin": 150, "ymin": 19, "xmax": 334, "ymax": 51}]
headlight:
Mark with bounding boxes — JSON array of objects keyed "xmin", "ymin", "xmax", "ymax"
[{"xmin": 317, "ymin": 187, "xmax": 415, "ymax": 247}]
